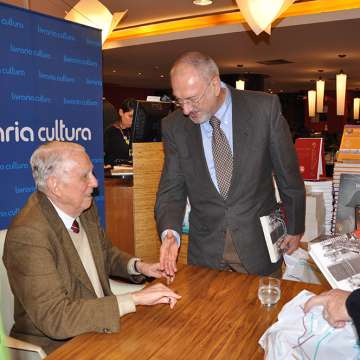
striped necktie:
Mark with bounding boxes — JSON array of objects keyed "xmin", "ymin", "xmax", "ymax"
[
  {"xmin": 209, "ymin": 116, "xmax": 233, "ymax": 199},
  {"xmin": 71, "ymin": 219, "xmax": 80, "ymax": 234}
]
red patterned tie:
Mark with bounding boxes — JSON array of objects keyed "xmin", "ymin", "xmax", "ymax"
[
  {"xmin": 209, "ymin": 116, "xmax": 233, "ymax": 199},
  {"xmin": 71, "ymin": 219, "xmax": 80, "ymax": 234}
]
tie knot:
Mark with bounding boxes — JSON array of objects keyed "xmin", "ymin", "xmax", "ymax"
[
  {"xmin": 71, "ymin": 219, "xmax": 80, "ymax": 234},
  {"xmin": 209, "ymin": 116, "xmax": 221, "ymax": 129}
]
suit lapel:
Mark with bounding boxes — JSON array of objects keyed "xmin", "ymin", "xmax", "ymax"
[
  {"xmin": 38, "ymin": 192, "xmax": 96, "ymax": 295},
  {"xmin": 80, "ymin": 214, "xmax": 111, "ymax": 294},
  {"xmin": 227, "ymin": 88, "xmax": 253, "ymax": 198}
]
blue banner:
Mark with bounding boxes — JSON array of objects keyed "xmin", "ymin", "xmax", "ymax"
[{"xmin": 0, "ymin": 3, "xmax": 104, "ymax": 229}]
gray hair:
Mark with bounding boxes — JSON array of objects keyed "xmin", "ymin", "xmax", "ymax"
[
  {"xmin": 171, "ymin": 51, "xmax": 219, "ymax": 82},
  {"xmin": 30, "ymin": 141, "xmax": 85, "ymax": 192}
]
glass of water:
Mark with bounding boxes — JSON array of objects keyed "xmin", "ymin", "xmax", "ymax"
[{"xmin": 258, "ymin": 277, "xmax": 281, "ymax": 307}]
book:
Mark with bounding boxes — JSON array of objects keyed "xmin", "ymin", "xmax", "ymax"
[
  {"xmin": 309, "ymin": 231, "xmax": 360, "ymax": 291},
  {"xmin": 295, "ymin": 138, "xmax": 325, "ymax": 180},
  {"xmin": 260, "ymin": 208, "xmax": 287, "ymax": 263},
  {"xmin": 337, "ymin": 125, "xmax": 360, "ymax": 161},
  {"xmin": 335, "ymin": 173, "xmax": 360, "ymax": 234}
]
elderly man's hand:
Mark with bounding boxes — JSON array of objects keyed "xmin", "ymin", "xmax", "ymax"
[
  {"xmin": 159, "ymin": 230, "xmax": 179, "ymax": 283},
  {"xmin": 280, "ymin": 233, "xmax": 302, "ymax": 255},
  {"xmin": 304, "ymin": 289, "xmax": 352, "ymax": 328},
  {"xmin": 132, "ymin": 283, "xmax": 181, "ymax": 309}
]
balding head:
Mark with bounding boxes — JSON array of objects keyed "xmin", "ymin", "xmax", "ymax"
[{"xmin": 170, "ymin": 51, "xmax": 219, "ymax": 83}]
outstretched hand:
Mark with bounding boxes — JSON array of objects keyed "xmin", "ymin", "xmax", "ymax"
[{"xmin": 159, "ymin": 230, "xmax": 179, "ymax": 283}]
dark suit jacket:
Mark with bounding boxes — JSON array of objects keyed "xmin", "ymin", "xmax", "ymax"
[
  {"xmin": 3, "ymin": 191, "xmax": 143, "ymax": 354},
  {"xmin": 346, "ymin": 288, "xmax": 360, "ymax": 337},
  {"xmin": 155, "ymin": 88, "xmax": 305, "ymax": 275}
]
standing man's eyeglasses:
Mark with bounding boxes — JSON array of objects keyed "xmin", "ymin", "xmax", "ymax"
[{"xmin": 173, "ymin": 78, "xmax": 213, "ymax": 108}]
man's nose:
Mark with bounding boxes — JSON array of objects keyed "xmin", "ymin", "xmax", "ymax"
[
  {"xmin": 90, "ymin": 173, "xmax": 98, "ymax": 188},
  {"xmin": 182, "ymin": 102, "xmax": 193, "ymax": 115}
]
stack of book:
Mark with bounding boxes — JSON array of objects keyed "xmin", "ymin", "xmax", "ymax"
[{"xmin": 304, "ymin": 180, "xmax": 333, "ymax": 239}]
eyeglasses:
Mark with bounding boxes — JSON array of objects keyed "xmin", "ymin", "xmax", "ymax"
[{"xmin": 173, "ymin": 78, "xmax": 213, "ymax": 108}]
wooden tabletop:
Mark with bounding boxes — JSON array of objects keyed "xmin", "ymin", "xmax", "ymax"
[{"xmin": 46, "ymin": 265, "xmax": 330, "ymax": 360}]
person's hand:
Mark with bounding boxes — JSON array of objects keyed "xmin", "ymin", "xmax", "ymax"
[
  {"xmin": 304, "ymin": 289, "xmax": 352, "ymax": 328},
  {"xmin": 136, "ymin": 261, "xmax": 168, "ymax": 280},
  {"xmin": 160, "ymin": 230, "xmax": 179, "ymax": 283},
  {"xmin": 280, "ymin": 233, "xmax": 302, "ymax": 255},
  {"xmin": 131, "ymin": 283, "xmax": 181, "ymax": 309}
]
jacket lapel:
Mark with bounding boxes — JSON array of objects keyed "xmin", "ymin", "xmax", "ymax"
[
  {"xmin": 38, "ymin": 192, "xmax": 96, "ymax": 295},
  {"xmin": 227, "ymin": 87, "xmax": 253, "ymax": 199},
  {"xmin": 80, "ymin": 214, "xmax": 111, "ymax": 295}
]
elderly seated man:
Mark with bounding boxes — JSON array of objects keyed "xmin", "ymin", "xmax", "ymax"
[{"xmin": 3, "ymin": 141, "xmax": 180, "ymax": 354}]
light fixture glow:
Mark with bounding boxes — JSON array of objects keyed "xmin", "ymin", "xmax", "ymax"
[
  {"xmin": 354, "ymin": 98, "xmax": 360, "ymax": 120},
  {"xmin": 336, "ymin": 71, "xmax": 347, "ymax": 116},
  {"xmin": 308, "ymin": 90, "xmax": 316, "ymax": 118},
  {"xmin": 236, "ymin": 80, "xmax": 245, "ymax": 90},
  {"xmin": 65, "ymin": 0, "xmax": 127, "ymax": 45},
  {"xmin": 193, "ymin": 0, "xmax": 213, "ymax": 5},
  {"xmin": 235, "ymin": 0, "xmax": 295, "ymax": 35},
  {"xmin": 316, "ymin": 78, "xmax": 325, "ymax": 113}
]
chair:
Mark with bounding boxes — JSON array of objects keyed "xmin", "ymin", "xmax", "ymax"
[{"xmin": 0, "ymin": 229, "xmax": 46, "ymax": 360}]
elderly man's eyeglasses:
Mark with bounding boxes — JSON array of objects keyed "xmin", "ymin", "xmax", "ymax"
[{"xmin": 173, "ymin": 78, "xmax": 213, "ymax": 108}]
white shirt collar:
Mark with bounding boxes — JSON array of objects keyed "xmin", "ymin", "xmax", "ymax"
[{"xmin": 48, "ymin": 198, "xmax": 77, "ymax": 230}]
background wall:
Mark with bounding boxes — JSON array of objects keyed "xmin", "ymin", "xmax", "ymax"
[{"xmin": 0, "ymin": 3, "xmax": 104, "ymax": 228}]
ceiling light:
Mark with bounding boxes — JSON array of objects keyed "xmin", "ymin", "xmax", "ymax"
[
  {"xmin": 236, "ymin": 80, "xmax": 245, "ymax": 90},
  {"xmin": 336, "ymin": 71, "xmax": 347, "ymax": 116},
  {"xmin": 193, "ymin": 0, "xmax": 213, "ymax": 5},
  {"xmin": 235, "ymin": 0, "xmax": 295, "ymax": 35},
  {"xmin": 65, "ymin": 0, "xmax": 127, "ymax": 45},
  {"xmin": 316, "ymin": 77, "xmax": 325, "ymax": 113},
  {"xmin": 354, "ymin": 98, "xmax": 360, "ymax": 120},
  {"xmin": 308, "ymin": 90, "xmax": 316, "ymax": 118}
]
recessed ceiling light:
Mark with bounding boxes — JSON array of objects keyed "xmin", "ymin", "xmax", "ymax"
[
  {"xmin": 138, "ymin": 72, "xmax": 142, "ymax": 76},
  {"xmin": 193, "ymin": 0, "xmax": 213, "ymax": 6},
  {"xmin": 160, "ymin": 74, "xmax": 165, "ymax": 78}
]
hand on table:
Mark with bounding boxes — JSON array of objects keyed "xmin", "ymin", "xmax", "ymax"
[
  {"xmin": 132, "ymin": 283, "xmax": 181, "ymax": 309},
  {"xmin": 160, "ymin": 230, "xmax": 179, "ymax": 284},
  {"xmin": 304, "ymin": 289, "xmax": 352, "ymax": 328}
]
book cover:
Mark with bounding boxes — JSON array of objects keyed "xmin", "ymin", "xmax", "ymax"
[
  {"xmin": 338, "ymin": 125, "xmax": 360, "ymax": 161},
  {"xmin": 335, "ymin": 173, "xmax": 360, "ymax": 234},
  {"xmin": 260, "ymin": 208, "xmax": 287, "ymax": 263},
  {"xmin": 295, "ymin": 138, "xmax": 324, "ymax": 180},
  {"xmin": 309, "ymin": 231, "xmax": 360, "ymax": 291}
]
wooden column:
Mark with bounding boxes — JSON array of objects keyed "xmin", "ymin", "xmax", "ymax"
[{"xmin": 132, "ymin": 142, "xmax": 188, "ymax": 264}]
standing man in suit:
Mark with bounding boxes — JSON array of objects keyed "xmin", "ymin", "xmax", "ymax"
[
  {"xmin": 3, "ymin": 141, "xmax": 180, "ymax": 354},
  {"xmin": 155, "ymin": 51, "xmax": 305, "ymax": 278}
]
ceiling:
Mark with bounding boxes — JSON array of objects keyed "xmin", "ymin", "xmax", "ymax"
[{"xmin": 2, "ymin": 0, "xmax": 360, "ymax": 92}]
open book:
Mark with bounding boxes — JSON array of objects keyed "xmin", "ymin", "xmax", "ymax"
[
  {"xmin": 309, "ymin": 231, "xmax": 360, "ymax": 291},
  {"xmin": 260, "ymin": 208, "xmax": 287, "ymax": 263}
]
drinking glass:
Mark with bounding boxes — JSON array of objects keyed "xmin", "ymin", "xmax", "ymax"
[{"xmin": 258, "ymin": 277, "xmax": 281, "ymax": 307}]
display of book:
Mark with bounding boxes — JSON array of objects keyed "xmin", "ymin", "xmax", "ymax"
[
  {"xmin": 335, "ymin": 173, "xmax": 360, "ymax": 234},
  {"xmin": 260, "ymin": 208, "xmax": 287, "ymax": 263},
  {"xmin": 309, "ymin": 231, "xmax": 360, "ymax": 291}
]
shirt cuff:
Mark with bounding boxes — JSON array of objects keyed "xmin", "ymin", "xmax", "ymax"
[
  {"xmin": 116, "ymin": 294, "xmax": 136, "ymax": 317},
  {"xmin": 127, "ymin": 257, "xmax": 141, "ymax": 275},
  {"xmin": 161, "ymin": 229, "xmax": 181, "ymax": 247}
]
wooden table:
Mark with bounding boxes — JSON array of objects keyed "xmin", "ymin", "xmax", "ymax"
[{"xmin": 46, "ymin": 265, "xmax": 329, "ymax": 360}]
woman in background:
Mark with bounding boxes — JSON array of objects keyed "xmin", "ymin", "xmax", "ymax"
[{"xmin": 104, "ymin": 98, "xmax": 137, "ymax": 166}]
